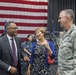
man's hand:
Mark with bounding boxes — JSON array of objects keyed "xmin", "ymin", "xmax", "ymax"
[
  {"xmin": 24, "ymin": 56, "xmax": 30, "ymax": 61},
  {"xmin": 9, "ymin": 66, "xmax": 17, "ymax": 74},
  {"xmin": 45, "ymin": 41, "xmax": 52, "ymax": 55}
]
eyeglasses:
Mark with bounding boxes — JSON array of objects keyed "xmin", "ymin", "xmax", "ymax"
[{"xmin": 8, "ymin": 27, "xmax": 18, "ymax": 30}]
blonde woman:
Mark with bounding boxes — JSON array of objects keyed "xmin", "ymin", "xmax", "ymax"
[{"xmin": 27, "ymin": 27, "xmax": 56, "ymax": 75}]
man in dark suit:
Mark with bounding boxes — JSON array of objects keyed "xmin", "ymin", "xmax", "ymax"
[{"xmin": 0, "ymin": 21, "xmax": 23, "ymax": 75}]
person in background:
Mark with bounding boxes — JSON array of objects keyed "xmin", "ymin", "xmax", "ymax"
[
  {"xmin": 21, "ymin": 34, "xmax": 33, "ymax": 75},
  {"xmin": 57, "ymin": 31, "xmax": 63, "ymax": 47},
  {"xmin": 59, "ymin": 31, "xmax": 63, "ymax": 38},
  {"xmin": 0, "ymin": 21, "xmax": 23, "ymax": 75},
  {"xmin": 57, "ymin": 9, "xmax": 76, "ymax": 75},
  {"xmin": 27, "ymin": 27, "xmax": 56, "ymax": 75}
]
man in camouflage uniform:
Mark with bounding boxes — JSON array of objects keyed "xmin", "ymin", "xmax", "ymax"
[{"xmin": 57, "ymin": 9, "xmax": 76, "ymax": 75}]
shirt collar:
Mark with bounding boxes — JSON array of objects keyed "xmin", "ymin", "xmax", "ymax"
[{"xmin": 7, "ymin": 34, "xmax": 14, "ymax": 40}]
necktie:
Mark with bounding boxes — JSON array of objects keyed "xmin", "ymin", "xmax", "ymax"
[{"xmin": 11, "ymin": 38, "xmax": 17, "ymax": 66}]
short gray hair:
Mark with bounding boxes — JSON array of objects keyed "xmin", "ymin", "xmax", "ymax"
[{"xmin": 62, "ymin": 9, "xmax": 75, "ymax": 20}]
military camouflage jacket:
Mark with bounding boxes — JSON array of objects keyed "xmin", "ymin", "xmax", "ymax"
[{"xmin": 58, "ymin": 24, "xmax": 76, "ymax": 75}]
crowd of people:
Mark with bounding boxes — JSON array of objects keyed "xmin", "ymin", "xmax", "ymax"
[{"xmin": 0, "ymin": 9, "xmax": 76, "ymax": 75}]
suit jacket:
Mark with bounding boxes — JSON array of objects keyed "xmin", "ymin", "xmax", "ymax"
[{"xmin": 0, "ymin": 35, "xmax": 23, "ymax": 75}]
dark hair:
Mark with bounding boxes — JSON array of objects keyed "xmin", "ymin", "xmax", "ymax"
[
  {"xmin": 26, "ymin": 34, "xmax": 33, "ymax": 41},
  {"xmin": 5, "ymin": 21, "xmax": 15, "ymax": 30},
  {"xmin": 27, "ymin": 34, "xmax": 32, "ymax": 38}
]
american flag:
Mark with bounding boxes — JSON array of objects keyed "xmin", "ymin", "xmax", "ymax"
[{"xmin": 0, "ymin": 0, "xmax": 48, "ymax": 41}]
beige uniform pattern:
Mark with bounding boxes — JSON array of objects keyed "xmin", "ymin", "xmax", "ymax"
[{"xmin": 58, "ymin": 24, "xmax": 76, "ymax": 75}]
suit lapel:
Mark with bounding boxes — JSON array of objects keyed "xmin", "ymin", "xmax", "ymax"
[
  {"xmin": 14, "ymin": 37, "xmax": 21, "ymax": 59},
  {"xmin": 4, "ymin": 35, "xmax": 14, "ymax": 58}
]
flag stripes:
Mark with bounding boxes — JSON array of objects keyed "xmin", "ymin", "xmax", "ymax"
[{"xmin": 0, "ymin": 0, "xmax": 48, "ymax": 41}]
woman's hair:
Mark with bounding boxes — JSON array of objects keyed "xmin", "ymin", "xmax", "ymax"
[
  {"xmin": 27, "ymin": 34, "xmax": 32, "ymax": 38},
  {"xmin": 26, "ymin": 34, "xmax": 32, "ymax": 41},
  {"xmin": 35, "ymin": 27, "xmax": 45, "ymax": 34}
]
